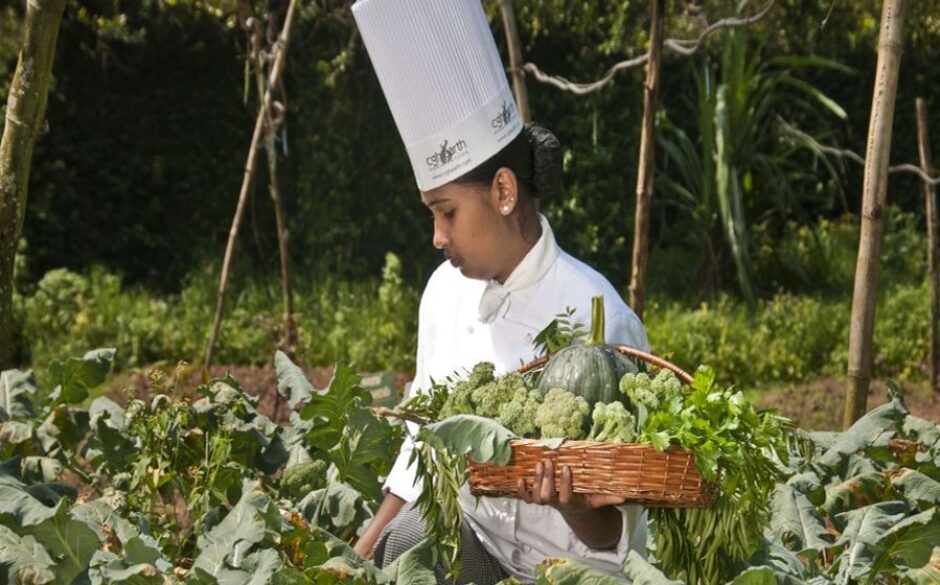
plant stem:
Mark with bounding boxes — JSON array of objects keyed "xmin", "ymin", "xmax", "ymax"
[{"xmin": 587, "ymin": 295, "xmax": 605, "ymax": 346}]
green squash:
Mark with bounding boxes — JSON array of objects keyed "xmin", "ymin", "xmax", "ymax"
[{"xmin": 535, "ymin": 295, "xmax": 637, "ymax": 407}]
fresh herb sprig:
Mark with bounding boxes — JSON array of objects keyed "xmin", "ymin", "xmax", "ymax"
[{"xmin": 638, "ymin": 366, "xmax": 790, "ymax": 584}]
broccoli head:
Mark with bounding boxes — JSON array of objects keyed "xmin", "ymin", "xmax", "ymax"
[
  {"xmin": 439, "ymin": 362, "xmax": 497, "ymax": 419},
  {"xmin": 496, "ymin": 386, "xmax": 543, "ymax": 437},
  {"xmin": 587, "ymin": 401, "xmax": 637, "ymax": 443},
  {"xmin": 471, "ymin": 372, "xmax": 528, "ymax": 419},
  {"xmin": 535, "ymin": 388, "xmax": 590, "ymax": 440},
  {"xmin": 619, "ymin": 369, "xmax": 683, "ymax": 412},
  {"xmin": 281, "ymin": 460, "xmax": 328, "ymax": 499}
]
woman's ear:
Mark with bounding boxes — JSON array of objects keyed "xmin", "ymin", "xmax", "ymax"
[{"xmin": 491, "ymin": 168, "xmax": 519, "ymax": 216}]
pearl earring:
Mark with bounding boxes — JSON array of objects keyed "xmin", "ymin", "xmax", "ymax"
[{"xmin": 501, "ymin": 206, "xmax": 510, "ymax": 214}]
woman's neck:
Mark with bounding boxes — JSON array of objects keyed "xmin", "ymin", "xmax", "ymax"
[{"xmin": 494, "ymin": 214, "xmax": 543, "ymax": 284}]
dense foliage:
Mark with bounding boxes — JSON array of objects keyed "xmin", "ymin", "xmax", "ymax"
[
  {"xmin": 2, "ymin": 348, "xmax": 940, "ymax": 583},
  {"xmin": 1, "ymin": 0, "xmax": 938, "ymax": 297}
]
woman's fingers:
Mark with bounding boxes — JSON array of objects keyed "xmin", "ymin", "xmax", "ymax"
[
  {"xmin": 538, "ymin": 459, "xmax": 556, "ymax": 503},
  {"xmin": 517, "ymin": 478, "xmax": 532, "ymax": 503},
  {"xmin": 558, "ymin": 465, "xmax": 573, "ymax": 506}
]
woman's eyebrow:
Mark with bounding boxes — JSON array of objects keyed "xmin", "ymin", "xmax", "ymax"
[{"xmin": 426, "ymin": 198, "xmax": 451, "ymax": 209}]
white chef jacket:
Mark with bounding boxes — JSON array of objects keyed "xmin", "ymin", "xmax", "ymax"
[{"xmin": 384, "ymin": 215, "xmax": 650, "ymax": 582}]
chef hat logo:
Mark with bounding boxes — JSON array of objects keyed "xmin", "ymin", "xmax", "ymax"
[
  {"xmin": 426, "ymin": 138, "xmax": 469, "ymax": 171},
  {"xmin": 491, "ymin": 101, "xmax": 516, "ymax": 131},
  {"xmin": 353, "ymin": 0, "xmax": 523, "ymax": 191}
]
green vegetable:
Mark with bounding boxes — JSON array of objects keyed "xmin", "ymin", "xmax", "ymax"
[
  {"xmin": 535, "ymin": 296, "xmax": 637, "ymax": 407},
  {"xmin": 640, "ymin": 366, "xmax": 789, "ymax": 584},
  {"xmin": 438, "ymin": 361, "xmax": 496, "ymax": 419},
  {"xmin": 495, "ymin": 386, "xmax": 543, "ymax": 437},
  {"xmin": 534, "ymin": 388, "xmax": 590, "ymax": 440},
  {"xmin": 281, "ymin": 460, "xmax": 328, "ymax": 499},
  {"xmin": 470, "ymin": 372, "xmax": 529, "ymax": 419},
  {"xmin": 619, "ymin": 369, "xmax": 684, "ymax": 427},
  {"xmin": 586, "ymin": 401, "xmax": 637, "ymax": 443}
]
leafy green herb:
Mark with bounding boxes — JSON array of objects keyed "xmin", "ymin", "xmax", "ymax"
[{"xmin": 532, "ymin": 307, "xmax": 587, "ymax": 357}]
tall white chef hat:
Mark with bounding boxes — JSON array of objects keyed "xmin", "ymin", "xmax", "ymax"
[{"xmin": 352, "ymin": 0, "xmax": 523, "ymax": 191}]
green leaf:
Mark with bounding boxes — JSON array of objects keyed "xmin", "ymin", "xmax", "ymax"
[
  {"xmin": 0, "ymin": 369, "xmax": 37, "ymax": 420},
  {"xmin": 275, "ymin": 351, "xmax": 314, "ymax": 409},
  {"xmin": 0, "ymin": 472, "xmax": 58, "ymax": 527},
  {"xmin": 382, "ymin": 537, "xmax": 438, "ymax": 585},
  {"xmin": 417, "ymin": 415, "xmax": 516, "ymax": 465},
  {"xmin": 621, "ymin": 551, "xmax": 683, "ymax": 585},
  {"xmin": 192, "ymin": 480, "xmax": 277, "ymax": 580},
  {"xmin": 893, "ymin": 468, "xmax": 940, "ymax": 509},
  {"xmin": 874, "ymin": 507, "xmax": 940, "ymax": 569},
  {"xmin": 88, "ymin": 548, "xmax": 165, "ymax": 585},
  {"xmin": 0, "ymin": 524, "xmax": 56, "ymax": 584},
  {"xmin": 903, "ymin": 415, "xmax": 940, "ymax": 448},
  {"xmin": 714, "ymin": 84, "xmax": 756, "ymax": 309},
  {"xmin": 21, "ymin": 457, "xmax": 62, "ymax": 482},
  {"xmin": 535, "ymin": 557, "xmax": 626, "ymax": 584},
  {"xmin": 47, "ymin": 348, "xmax": 116, "ymax": 405},
  {"xmin": 901, "ymin": 547, "xmax": 940, "ymax": 583},
  {"xmin": 822, "ymin": 471, "xmax": 886, "ymax": 518},
  {"xmin": 300, "ymin": 479, "xmax": 372, "ymax": 534},
  {"xmin": 820, "ymin": 397, "xmax": 907, "ymax": 468},
  {"xmin": 299, "ymin": 364, "xmax": 365, "ymax": 452},
  {"xmin": 36, "ymin": 404, "xmax": 89, "ymax": 453},
  {"xmin": 728, "ymin": 566, "xmax": 778, "ymax": 585},
  {"xmin": 71, "ymin": 498, "xmax": 139, "ymax": 544},
  {"xmin": 329, "ymin": 404, "xmax": 394, "ymax": 501},
  {"xmin": 769, "ymin": 484, "xmax": 831, "ymax": 555},
  {"xmin": 646, "ymin": 431, "xmax": 671, "ymax": 452},
  {"xmin": 787, "ymin": 471, "xmax": 825, "ymax": 506},
  {"xmin": 833, "ymin": 501, "xmax": 907, "ymax": 583},
  {"xmin": 21, "ymin": 499, "xmax": 101, "ymax": 585},
  {"xmin": 0, "ymin": 420, "xmax": 34, "ymax": 446}
]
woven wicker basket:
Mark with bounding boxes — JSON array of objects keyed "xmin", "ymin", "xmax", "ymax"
[{"xmin": 466, "ymin": 346, "xmax": 717, "ymax": 508}]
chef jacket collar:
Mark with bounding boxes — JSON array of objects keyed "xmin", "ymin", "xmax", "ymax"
[{"xmin": 478, "ymin": 214, "xmax": 559, "ymax": 323}]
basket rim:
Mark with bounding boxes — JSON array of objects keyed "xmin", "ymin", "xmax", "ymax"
[{"xmin": 517, "ymin": 345, "xmax": 694, "ymax": 385}]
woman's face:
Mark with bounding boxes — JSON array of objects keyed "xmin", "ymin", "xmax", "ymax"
[{"xmin": 421, "ymin": 178, "xmax": 517, "ymax": 282}]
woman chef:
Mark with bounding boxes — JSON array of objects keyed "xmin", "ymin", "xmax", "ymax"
[{"xmin": 350, "ymin": 0, "xmax": 650, "ymax": 582}]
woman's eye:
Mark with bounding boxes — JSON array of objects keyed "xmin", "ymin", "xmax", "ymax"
[{"xmin": 443, "ymin": 209, "xmax": 455, "ymax": 220}]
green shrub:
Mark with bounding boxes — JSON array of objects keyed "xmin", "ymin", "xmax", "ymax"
[
  {"xmin": 18, "ymin": 253, "xmax": 420, "ymax": 376},
  {"xmin": 646, "ymin": 283, "xmax": 929, "ymax": 388}
]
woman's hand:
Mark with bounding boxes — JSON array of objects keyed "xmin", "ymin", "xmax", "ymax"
[
  {"xmin": 516, "ymin": 458, "xmax": 627, "ymax": 513},
  {"xmin": 516, "ymin": 458, "xmax": 626, "ymax": 550}
]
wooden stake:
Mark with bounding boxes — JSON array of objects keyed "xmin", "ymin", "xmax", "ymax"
[
  {"xmin": 916, "ymin": 97, "xmax": 938, "ymax": 393},
  {"xmin": 0, "ymin": 0, "xmax": 66, "ymax": 368},
  {"xmin": 250, "ymin": 18, "xmax": 296, "ymax": 353},
  {"xmin": 204, "ymin": 0, "xmax": 300, "ymax": 370},
  {"xmin": 497, "ymin": 0, "xmax": 531, "ymax": 122},
  {"xmin": 628, "ymin": 0, "xmax": 665, "ymax": 320},
  {"xmin": 844, "ymin": 0, "xmax": 906, "ymax": 429}
]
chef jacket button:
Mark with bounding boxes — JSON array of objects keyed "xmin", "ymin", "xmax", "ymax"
[
  {"xmin": 511, "ymin": 548, "xmax": 524, "ymax": 564},
  {"xmin": 467, "ymin": 324, "xmax": 475, "ymax": 334},
  {"xmin": 525, "ymin": 333, "xmax": 533, "ymax": 343}
]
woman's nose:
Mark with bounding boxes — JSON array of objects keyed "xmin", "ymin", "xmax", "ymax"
[{"xmin": 432, "ymin": 220, "xmax": 448, "ymax": 250}]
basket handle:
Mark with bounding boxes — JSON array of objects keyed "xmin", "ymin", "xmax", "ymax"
[{"xmin": 517, "ymin": 345, "xmax": 694, "ymax": 385}]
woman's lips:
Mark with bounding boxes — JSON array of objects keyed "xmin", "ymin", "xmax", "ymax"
[{"xmin": 446, "ymin": 255, "xmax": 461, "ymax": 268}]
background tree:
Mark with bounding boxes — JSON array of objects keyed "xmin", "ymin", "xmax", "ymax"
[
  {"xmin": 844, "ymin": 0, "xmax": 906, "ymax": 428},
  {"xmin": 0, "ymin": 0, "xmax": 65, "ymax": 369}
]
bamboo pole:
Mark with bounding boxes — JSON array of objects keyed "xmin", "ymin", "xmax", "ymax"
[
  {"xmin": 204, "ymin": 0, "xmax": 300, "ymax": 370},
  {"xmin": 0, "ymin": 0, "xmax": 66, "ymax": 369},
  {"xmin": 250, "ymin": 19, "xmax": 296, "ymax": 353},
  {"xmin": 844, "ymin": 0, "xmax": 906, "ymax": 429},
  {"xmin": 628, "ymin": 0, "xmax": 665, "ymax": 320},
  {"xmin": 916, "ymin": 97, "xmax": 938, "ymax": 393},
  {"xmin": 497, "ymin": 0, "xmax": 530, "ymax": 122}
]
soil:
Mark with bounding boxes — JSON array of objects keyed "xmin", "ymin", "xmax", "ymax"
[
  {"xmin": 752, "ymin": 377, "xmax": 940, "ymax": 430},
  {"xmin": 105, "ymin": 363, "xmax": 409, "ymax": 423},
  {"xmin": 106, "ymin": 365, "xmax": 940, "ymax": 431}
]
